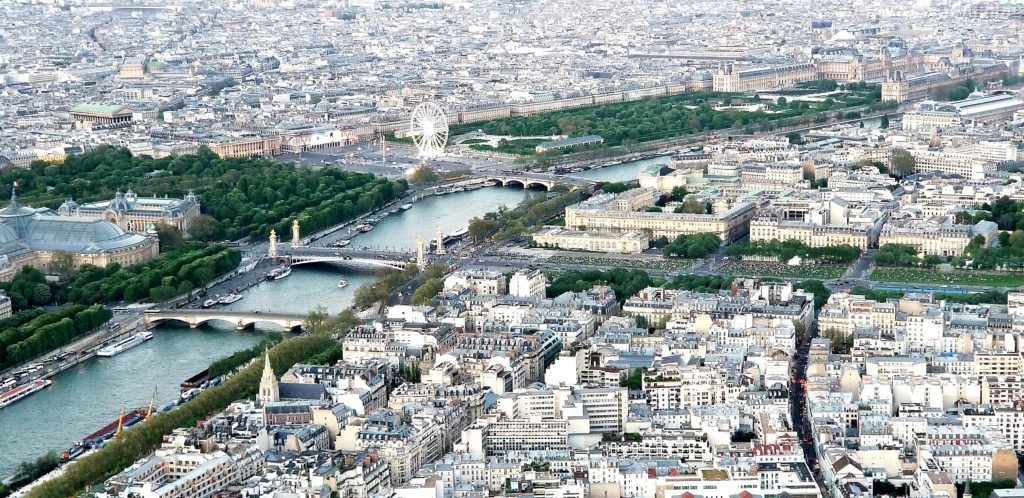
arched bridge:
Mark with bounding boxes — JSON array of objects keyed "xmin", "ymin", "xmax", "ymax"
[
  {"xmin": 478, "ymin": 173, "xmax": 596, "ymax": 191},
  {"xmin": 144, "ymin": 309, "xmax": 307, "ymax": 331},
  {"xmin": 279, "ymin": 247, "xmax": 415, "ymax": 270}
]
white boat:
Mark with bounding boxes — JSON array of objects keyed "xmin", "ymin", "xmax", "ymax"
[
  {"xmin": 354, "ymin": 223, "xmax": 374, "ymax": 233},
  {"xmin": 337, "ymin": 239, "xmax": 351, "ymax": 247},
  {"xmin": 400, "ymin": 203, "xmax": 414, "ymax": 210},
  {"xmin": 266, "ymin": 266, "xmax": 292, "ymax": 280},
  {"xmin": 218, "ymin": 294, "xmax": 242, "ymax": 305},
  {"xmin": 97, "ymin": 331, "xmax": 153, "ymax": 358},
  {"xmin": 202, "ymin": 298, "xmax": 219, "ymax": 308},
  {"xmin": 0, "ymin": 379, "xmax": 51, "ymax": 408},
  {"xmin": 338, "ymin": 279, "xmax": 349, "ymax": 288}
]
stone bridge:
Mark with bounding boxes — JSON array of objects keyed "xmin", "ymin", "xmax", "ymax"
[
  {"xmin": 144, "ymin": 309, "xmax": 308, "ymax": 331},
  {"xmin": 477, "ymin": 173, "xmax": 596, "ymax": 190}
]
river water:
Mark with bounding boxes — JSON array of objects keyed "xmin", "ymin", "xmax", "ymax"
[
  {"xmin": 574, "ymin": 155, "xmax": 670, "ymax": 182},
  {"xmin": 0, "ymin": 182, "xmax": 547, "ymax": 476}
]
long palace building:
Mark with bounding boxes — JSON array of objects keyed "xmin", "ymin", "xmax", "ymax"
[{"xmin": 58, "ymin": 189, "xmax": 201, "ymax": 236}]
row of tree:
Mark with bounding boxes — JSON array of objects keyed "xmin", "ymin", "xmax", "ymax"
[
  {"xmin": 410, "ymin": 265, "xmax": 449, "ymax": 305},
  {"xmin": 24, "ymin": 334, "xmax": 337, "ymax": 498},
  {"xmin": 962, "ymin": 236, "xmax": 1024, "ymax": 271},
  {"xmin": 726, "ymin": 240, "xmax": 861, "ymax": 264},
  {"xmin": 873, "ymin": 243, "xmax": 937, "ymax": 267},
  {"xmin": 207, "ymin": 333, "xmax": 284, "ymax": 377},
  {"xmin": 599, "ymin": 181, "xmax": 637, "ymax": 194},
  {"xmin": 68, "ymin": 244, "xmax": 241, "ymax": 304},
  {"xmin": 850, "ymin": 285, "xmax": 1008, "ymax": 306},
  {"xmin": 664, "ymin": 274, "xmax": 733, "ymax": 293},
  {"xmin": 0, "ymin": 305, "xmax": 112, "ymax": 369},
  {"xmin": 546, "ymin": 268, "xmax": 653, "ymax": 304},
  {"xmin": 11, "ymin": 146, "xmax": 408, "ymax": 241},
  {"xmin": 660, "ymin": 233, "xmax": 722, "ymax": 259}
]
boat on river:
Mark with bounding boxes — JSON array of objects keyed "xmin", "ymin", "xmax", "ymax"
[
  {"xmin": 96, "ymin": 331, "xmax": 153, "ymax": 358},
  {"xmin": 266, "ymin": 267, "xmax": 292, "ymax": 280},
  {"xmin": 0, "ymin": 379, "xmax": 51, "ymax": 409}
]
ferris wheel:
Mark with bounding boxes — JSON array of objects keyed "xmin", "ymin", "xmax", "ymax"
[{"xmin": 409, "ymin": 102, "xmax": 449, "ymax": 160}]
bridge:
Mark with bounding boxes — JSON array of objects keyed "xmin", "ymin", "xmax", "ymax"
[
  {"xmin": 144, "ymin": 309, "xmax": 307, "ymax": 331},
  {"xmin": 475, "ymin": 173, "xmax": 597, "ymax": 191},
  {"xmin": 280, "ymin": 246, "xmax": 414, "ymax": 270},
  {"xmin": 269, "ymin": 220, "xmax": 449, "ymax": 268}
]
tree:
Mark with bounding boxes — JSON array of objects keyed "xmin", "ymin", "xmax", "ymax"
[
  {"xmin": 1009, "ymin": 230, "xmax": 1024, "ymax": 248},
  {"xmin": 776, "ymin": 97, "xmax": 788, "ymax": 107},
  {"xmin": 408, "ymin": 165, "xmax": 441, "ymax": 184},
  {"xmin": 468, "ymin": 217, "xmax": 495, "ymax": 243},
  {"xmin": 795, "ymin": 280, "xmax": 831, "ymax": 310},
  {"xmin": 786, "ymin": 132, "xmax": 803, "ymax": 145},
  {"xmin": 187, "ymin": 214, "xmax": 222, "ymax": 241},
  {"xmin": 335, "ymin": 309, "xmax": 359, "ymax": 336},
  {"xmin": 678, "ymin": 197, "xmax": 705, "ymax": 214},
  {"xmin": 891, "ymin": 149, "xmax": 916, "ymax": 178},
  {"xmin": 155, "ymin": 224, "xmax": 186, "ymax": 250},
  {"xmin": 822, "ymin": 328, "xmax": 853, "ymax": 352},
  {"xmin": 411, "ymin": 277, "xmax": 444, "ymax": 305},
  {"xmin": 556, "ymin": 117, "xmax": 576, "ymax": 135},
  {"xmin": 46, "ymin": 251, "xmax": 74, "ymax": 279},
  {"xmin": 305, "ymin": 306, "xmax": 331, "ymax": 335},
  {"xmin": 30, "ymin": 284, "xmax": 51, "ymax": 306},
  {"xmin": 794, "ymin": 321, "xmax": 807, "ymax": 339},
  {"xmin": 880, "ymin": 113, "xmax": 890, "ymax": 129},
  {"xmin": 670, "ymin": 186, "xmax": 689, "ymax": 202},
  {"xmin": 601, "ymin": 182, "xmax": 634, "ymax": 194}
]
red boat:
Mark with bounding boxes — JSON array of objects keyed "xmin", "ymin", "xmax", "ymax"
[
  {"xmin": 84, "ymin": 408, "xmax": 147, "ymax": 445},
  {"xmin": 61, "ymin": 408, "xmax": 148, "ymax": 461}
]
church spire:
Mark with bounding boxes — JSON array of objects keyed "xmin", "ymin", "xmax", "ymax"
[{"xmin": 258, "ymin": 349, "xmax": 279, "ymax": 403}]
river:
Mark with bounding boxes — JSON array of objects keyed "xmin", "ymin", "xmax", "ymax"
[
  {"xmin": 0, "ymin": 183, "xmax": 540, "ymax": 476},
  {"xmin": 574, "ymin": 156, "xmax": 670, "ymax": 182}
]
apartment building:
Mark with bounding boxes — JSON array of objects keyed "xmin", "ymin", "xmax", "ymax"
[
  {"xmin": 461, "ymin": 417, "xmax": 573, "ymax": 456},
  {"xmin": 109, "ymin": 446, "xmax": 264, "ymax": 498},
  {"xmin": 444, "ymin": 269, "xmax": 507, "ymax": 295},
  {"xmin": 509, "ymin": 269, "xmax": 547, "ymax": 302},
  {"xmin": 643, "ymin": 364, "xmax": 737, "ymax": 409}
]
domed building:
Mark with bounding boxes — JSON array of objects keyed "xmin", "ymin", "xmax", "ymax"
[
  {"xmin": 58, "ymin": 188, "xmax": 200, "ymax": 236},
  {"xmin": 0, "ymin": 191, "xmax": 159, "ymax": 280}
]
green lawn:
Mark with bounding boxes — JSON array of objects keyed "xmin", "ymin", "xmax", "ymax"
[
  {"xmin": 870, "ymin": 267, "xmax": 1024, "ymax": 287},
  {"xmin": 543, "ymin": 255, "xmax": 689, "ymax": 271},
  {"xmin": 720, "ymin": 261, "xmax": 847, "ymax": 280}
]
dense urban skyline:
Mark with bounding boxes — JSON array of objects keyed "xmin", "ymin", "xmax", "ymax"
[{"xmin": 2, "ymin": 1, "xmax": 1024, "ymax": 498}]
